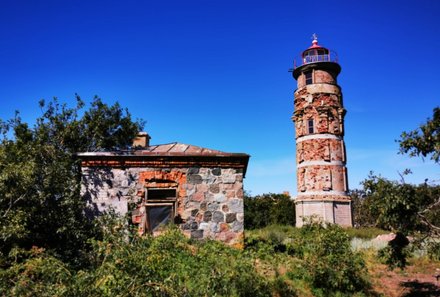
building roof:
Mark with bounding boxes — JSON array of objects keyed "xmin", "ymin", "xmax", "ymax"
[
  {"xmin": 78, "ymin": 142, "xmax": 249, "ymax": 157},
  {"xmin": 77, "ymin": 143, "xmax": 250, "ymax": 176}
]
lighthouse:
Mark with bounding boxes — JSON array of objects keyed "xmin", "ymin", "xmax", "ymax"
[{"xmin": 291, "ymin": 35, "xmax": 352, "ymax": 227}]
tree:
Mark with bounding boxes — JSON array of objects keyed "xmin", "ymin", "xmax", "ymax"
[
  {"xmin": 398, "ymin": 107, "xmax": 440, "ymax": 236},
  {"xmin": 399, "ymin": 106, "xmax": 440, "ymax": 164},
  {"xmin": 354, "ymin": 107, "xmax": 440, "ymax": 268},
  {"xmin": 358, "ymin": 173, "xmax": 440, "ymax": 233},
  {"xmin": 244, "ymin": 193, "xmax": 295, "ymax": 229},
  {"xmin": 350, "ymin": 189, "xmax": 376, "ymax": 228},
  {"xmin": 0, "ymin": 96, "xmax": 144, "ymax": 267}
]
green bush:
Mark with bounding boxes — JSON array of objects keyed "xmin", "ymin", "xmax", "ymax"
[
  {"xmin": 245, "ymin": 223, "xmax": 371, "ymax": 296},
  {"xmin": 244, "ymin": 193, "xmax": 295, "ymax": 230},
  {"xmin": 287, "ymin": 222, "xmax": 369, "ymax": 296},
  {"xmin": 0, "ymin": 247, "xmax": 71, "ymax": 296},
  {"xmin": 1, "ymin": 215, "xmax": 288, "ymax": 297},
  {"xmin": 427, "ymin": 241, "xmax": 440, "ymax": 260}
]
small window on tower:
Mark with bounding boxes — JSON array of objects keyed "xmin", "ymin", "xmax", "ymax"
[
  {"xmin": 308, "ymin": 119, "xmax": 314, "ymax": 134},
  {"xmin": 305, "ymin": 71, "xmax": 313, "ymax": 85}
]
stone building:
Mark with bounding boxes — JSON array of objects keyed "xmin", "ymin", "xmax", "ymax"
[
  {"xmin": 291, "ymin": 35, "xmax": 352, "ymax": 227},
  {"xmin": 79, "ymin": 133, "xmax": 249, "ymax": 246}
]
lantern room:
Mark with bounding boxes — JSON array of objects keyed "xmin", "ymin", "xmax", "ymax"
[{"xmin": 292, "ymin": 34, "xmax": 341, "ymax": 80}]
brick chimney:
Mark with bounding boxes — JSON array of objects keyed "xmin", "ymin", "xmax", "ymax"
[{"xmin": 133, "ymin": 132, "xmax": 151, "ymax": 148}]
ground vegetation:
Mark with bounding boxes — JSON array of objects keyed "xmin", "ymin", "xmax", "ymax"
[{"xmin": 244, "ymin": 192, "xmax": 295, "ymax": 229}]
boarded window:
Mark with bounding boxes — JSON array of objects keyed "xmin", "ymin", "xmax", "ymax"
[
  {"xmin": 147, "ymin": 188, "xmax": 176, "ymax": 200},
  {"xmin": 147, "ymin": 205, "xmax": 174, "ymax": 232},
  {"xmin": 146, "ymin": 188, "xmax": 177, "ymax": 233}
]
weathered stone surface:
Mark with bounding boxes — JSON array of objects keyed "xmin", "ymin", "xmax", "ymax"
[
  {"xmin": 214, "ymin": 193, "xmax": 226, "ymax": 203},
  {"xmin": 196, "ymin": 184, "xmax": 209, "ymax": 192},
  {"xmin": 221, "ymin": 184, "xmax": 233, "ymax": 191},
  {"xmin": 191, "ymin": 191, "xmax": 205, "ymax": 202},
  {"xmin": 199, "ymin": 222, "xmax": 209, "ymax": 230},
  {"xmin": 199, "ymin": 168, "xmax": 209, "ymax": 175},
  {"xmin": 203, "ymin": 176, "xmax": 216, "ymax": 184},
  {"xmin": 209, "ymin": 184, "xmax": 220, "ymax": 193},
  {"xmin": 181, "ymin": 222, "xmax": 191, "ymax": 230},
  {"xmin": 204, "ymin": 193, "xmax": 214, "ymax": 202},
  {"xmin": 207, "ymin": 202, "xmax": 219, "ymax": 211},
  {"xmin": 119, "ymin": 188, "xmax": 130, "ymax": 196},
  {"xmin": 191, "ymin": 209, "xmax": 199, "ymax": 217},
  {"xmin": 191, "ymin": 229, "xmax": 203, "ymax": 239},
  {"xmin": 225, "ymin": 213, "xmax": 236, "ymax": 223},
  {"xmin": 222, "ymin": 174, "xmax": 236, "ymax": 184},
  {"xmin": 187, "ymin": 174, "xmax": 203, "ymax": 184},
  {"xmin": 212, "ymin": 211, "xmax": 224, "ymax": 223},
  {"xmin": 203, "ymin": 211, "xmax": 212, "ymax": 222},
  {"xmin": 228, "ymin": 199, "xmax": 243, "ymax": 213},
  {"xmin": 232, "ymin": 220, "xmax": 243, "ymax": 232},
  {"xmin": 188, "ymin": 167, "xmax": 199, "ymax": 174},
  {"xmin": 210, "ymin": 223, "xmax": 219, "ymax": 233},
  {"xmin": 236, "ymin": 189, "xmax": 244, "ymax": 198},
  {"xmin": 191, "ymin": 221, "xmax": 198, "ymax": 230},
  {"xmin": 225, "ymin": 190, "xmax": 235, "ymax": 199},
  {"xmin": 220, "ymin": 223, "xmax": 230, "ymax": 232},
  {"xmin": 211, "ymin": 168, "xmax": 221, "ymax": 176}
]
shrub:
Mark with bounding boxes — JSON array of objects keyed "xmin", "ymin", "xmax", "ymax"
[
  {"xmin": 71, "ymin": 216, "xmax": 277, "ymax": 297},
  {"xmin": 1, "ymin": 213, "xmax": 283, "ymax": 297},
  {"xmin": 427, "ymin": 241, "xmax": 440, "ymax": 260},
  {"xmin": 0, "ymin": 247, "xmax": 71, "ymax": 296},
  {"xmin": 377, "ymin": 232, "xmax": 410, "ymax": 270},
  {"xmin": 244, "ymin": 193, "xmax": 295, "ymax": 230},
  {"xmin": 287, "ymin": 222, "xmax": 369, "ymax": 296}
]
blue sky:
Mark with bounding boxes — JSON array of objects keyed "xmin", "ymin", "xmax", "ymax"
[{"xmin": 1, "ymin": 0, "xmax": 439, "ymax": 195}]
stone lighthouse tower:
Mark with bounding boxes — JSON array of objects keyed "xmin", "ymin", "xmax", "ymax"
[{"xmin": 291, "ymin": 35, "xmax": 352, "ymax": 227}]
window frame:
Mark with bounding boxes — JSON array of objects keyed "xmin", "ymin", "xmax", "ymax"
[
  {"xmin": 308, "ymin": 119, "xmax": 314, "ymax": 134},
  {"xmin": 144, "ymin": 188, "xmax": 177, "ymax": 233}
]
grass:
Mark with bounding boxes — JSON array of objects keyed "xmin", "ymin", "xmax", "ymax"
[
  {"xmin": 245, "ymin": 224, "xmax": 298, "ymax": 242},
  {"xmin": 344, "ymin": 227, "xmax": 389, "ymax": 239}
]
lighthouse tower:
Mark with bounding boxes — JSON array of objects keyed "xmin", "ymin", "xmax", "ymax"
[{"xmin": 291, "ymin": 35, "xmax": 352, "ymax": 227}]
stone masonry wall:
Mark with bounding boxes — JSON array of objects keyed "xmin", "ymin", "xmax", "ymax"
[
  {"xmin": 293, "ymin": 61, "xmax": 352, "ymax": 227},
  {"xmin": 297, "ymin": 165, "xmax": 347, "ymax": 193},
  {"xmin": 297, "ymin": 138, "xmax": 345, "ymax": 163},
  {"xmin": 296, "ymin": 70, "xmax": 336, "ymax": 88},
  {"xmin": 81, "ymin": 166, "xmax": 244, "ymax": 245}
]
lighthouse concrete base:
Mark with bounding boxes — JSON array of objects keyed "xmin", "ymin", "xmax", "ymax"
[{"xmin": 295, "ymin": 199, "xmax": 352, "ymax": 227}]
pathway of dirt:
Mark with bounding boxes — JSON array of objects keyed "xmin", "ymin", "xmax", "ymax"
[{"xmin": 369, "ymin": 258, "xmax": 440, "ymax": 297}]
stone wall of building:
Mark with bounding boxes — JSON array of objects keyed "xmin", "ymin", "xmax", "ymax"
[{"xmin": 81, "ymin": 166, "xmax": 244, "ymax": 245}]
